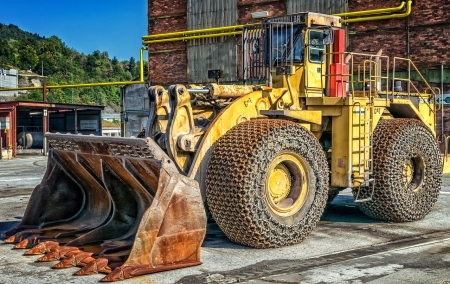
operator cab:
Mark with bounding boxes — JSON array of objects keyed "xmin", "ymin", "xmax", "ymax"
[{"xmin": 243, "ymin": 12, "xmax": 343, "ymax": 97}]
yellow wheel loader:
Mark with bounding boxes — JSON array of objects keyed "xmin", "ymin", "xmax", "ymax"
[{"xmin": 3, "ymin": 12, "xmax": 442, "ymax": 281}]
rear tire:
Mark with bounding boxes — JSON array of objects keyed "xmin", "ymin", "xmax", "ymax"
[
  {"xmin": 353, "ymin": 119, "xmax": 442, "ymax": 221},
  {"xmin": 206, "ymin": 119, "xmax": 329, "ymax": 248}
]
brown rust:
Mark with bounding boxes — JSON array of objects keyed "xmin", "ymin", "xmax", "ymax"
[
  {"xmin": 13, "ymin": 235, "xmax": 41, "ymax": 249},
  {"xmin": 6, "ymin": 133, "xmax": 206, "ymax": 281},
  {"xmin": 24, "ymin": 241, "xmax": 60, "ymax": 255},
  {"xmin": 74, "ymin": 258, "xmax": 112, "ymax": 275},
  {"xmin": 38, "ymin": 246, "xmax": 81, "ymax": 262},
  {"xmin": 53, "ymin": 251, "xmax": 93, "ymax": 268}
]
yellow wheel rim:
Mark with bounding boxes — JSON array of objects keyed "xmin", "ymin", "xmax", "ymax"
[
  {"xmin": 402, "ymin": 159, "xmax": 414, "ymax": 186},
  {"xmin": 265, "ymin": 152, "xmax": 309, "ymax": 217},
  {"xmin": 402, "ymin": 155, "xmax": 425, "ymax": 192}
]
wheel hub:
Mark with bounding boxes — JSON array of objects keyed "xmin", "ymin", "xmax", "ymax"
[
  {"xmin": 265, "ymin": 152, "xmax": 309, "ymax": 217},
  {"xmin": 402, "ymin": 154, "xmax": 425, "ymax": 192},
  {"xmin": 268, "ymin": 165, "xmax": 291, "ymax": 203}
]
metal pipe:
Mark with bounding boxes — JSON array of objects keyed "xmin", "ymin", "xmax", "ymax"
[
  {"xmin": 343, "ymin": 1, "xmax": 412, "ymax": 23},
  {"xmin": 187, "ymin": 88, "xmax": 210, "ymax": 94},
  {"xmin": 142, "ymin": 25, "xmax": 245, "ymax": 40},
  {"xmin": 143, "ymin": 31, "xmax": 242, "ymax": 44},
  {"xmin": 442, "ymin": 63, "xmax": 445, "ymax": 140},
  {"xmin": 140, "ymin": 47, "xmax": 147, "ymax": 82},
  {"xmin": 120, "ymin": 87, "xmax": 125, "ymax": 137},
  {"xmin": 74, "ymin": 109, "xmax": 78, "ymax": 134},
  {"xmin": 142, "ymin": 2, "xmax": 411, "ymax": 46},
  {"xmin": 334, "ymin": 1, "xmax": 406, "ymax": 17}
]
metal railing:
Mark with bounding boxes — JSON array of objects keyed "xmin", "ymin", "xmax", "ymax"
[
  {"xmin": 321, "ymin": 51, "xmax": 390, "ymax": 101},
  {"xmin": 392, "ymin": 57, "xmax": 438, "ymax": 114}
]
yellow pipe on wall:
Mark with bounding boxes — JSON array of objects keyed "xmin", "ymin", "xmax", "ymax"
[
  {"xmin": 334, "ymin": 1, "xmax": 405, "ymax": 18},
  {"xmin": 143, "ymin": 25, "xmax": 245, "ymax": 40},
  {"xmin": 143, "ymin": 31, "xmax": 242, "ymax": 44},
  {"xmin": 140, "ymin": 46, "xmax": 147, "ymax": 82},
  {"xmin": 141, "ymin": 2, "xmax": 412, "ymax": 44},
  {"xmin": 343, "ymin": 0, "xmax": 411, "ymax": 23}
]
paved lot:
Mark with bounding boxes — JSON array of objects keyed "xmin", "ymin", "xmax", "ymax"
[{"xmin": 0, "ymin": 155, "xmax": 450, "ymax": 283}]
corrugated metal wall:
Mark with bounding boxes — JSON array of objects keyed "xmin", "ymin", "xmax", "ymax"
[
  {"xmin": 187, "ymin": 0, "xmax": 238, "ymax": 83},
  {"xmin": 286, "ymin": 0, "xmax": 347, "ymax": 15}
]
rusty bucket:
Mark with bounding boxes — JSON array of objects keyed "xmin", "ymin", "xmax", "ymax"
[{"xmin": 3, "ymin": 134, "xmax": 206, "ymax": 281}]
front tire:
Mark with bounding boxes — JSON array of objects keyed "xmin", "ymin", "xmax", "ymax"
[{"xmin": 206, "ymin": 119, "xmax": 329, "ymax": 248}]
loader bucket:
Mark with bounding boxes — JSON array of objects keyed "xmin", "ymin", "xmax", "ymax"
[{"xmin": 3, "ymin": 134, "xmax": 206, "ymax": 281}]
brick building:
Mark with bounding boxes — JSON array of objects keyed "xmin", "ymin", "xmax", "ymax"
[{"xmin": 146, "ymin": 0, "xmax": 450, "ymax": 135}]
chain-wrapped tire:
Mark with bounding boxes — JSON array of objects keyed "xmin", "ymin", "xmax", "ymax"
[
  {"xmin": 353, "ymin": 118, "xmax": 442, "ymax": 221},
  {"xmin": 206, "ymin": 119, "xmax": 329, "ymax": 248}
]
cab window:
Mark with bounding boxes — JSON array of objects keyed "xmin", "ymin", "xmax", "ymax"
[
  {"xmin": 270, "ymin": 25, "xmax": 304, "ymax": 63},
  {"xmin": 309, "ymin": 30, "xmax": 324, "ymax": 63}
]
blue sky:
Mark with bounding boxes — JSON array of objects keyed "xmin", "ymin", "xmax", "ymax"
[{"xmin": 0, "ymin": 1, "xmax": 147, "ymax": 61}]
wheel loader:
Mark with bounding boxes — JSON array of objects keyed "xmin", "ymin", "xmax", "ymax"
[{"xmin": 3, "ymin": 12, "xmax": 442, "ymax": 281}]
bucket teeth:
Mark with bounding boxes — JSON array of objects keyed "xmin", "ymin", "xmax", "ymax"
[
  {"xmin": 24, "ymin": 241, "xmax": 60, "ymax": 255},
  {"xmin": 4, "ymin": 235, "xmax": 18, "ymax": 243},
  {"xmin": 100, "ymin": 266, "xmax": 133, "ymax": 282},
  {"xmin": 13, "ymin": 235, "xmax": 41, "ymax": 249},
  {"xmin": 37, "ymin": 246, "xmax": 80, "ymax": 262},
  {"xmin": 53, "ymin": 252, "xmax": 93, "ymax": 269},
  {"xmin": 74, "ymin": 258, "xmax": 112, "ymax": 275},
  {"xmin": 4, "ymin": 229, "xmax": 43, "ymax": 243},
  {"xmin": 79, "ymin": 256, "xmax": 96, "ymax": 266}
]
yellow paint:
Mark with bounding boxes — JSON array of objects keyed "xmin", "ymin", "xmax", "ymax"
[
  {"xmin": 265, "ymin": 153, "xmax": 309, "ymax": 217},
  {"xmin": 334, "ymin": 1, "xmax": 406, "ymax": 17},
  {"xmin": 442, "ymin": 156, "xmax": 450, "ymax": 174},
  {"xmin": 260, "ymin": 110, "xmax": 322, "ymax": 125},
  {"xmin": 343, "ymin": 1, "xmax": 412, "ymax": 23},
  {"xmin": 143, "ymin": 25, "xmax": 245, "ymax": 40}
]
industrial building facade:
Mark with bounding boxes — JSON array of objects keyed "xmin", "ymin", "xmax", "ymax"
[
  {"xmin": 144, "ymin": 0, "xmax": 450, "ymax": 136},
  {"xmin": 0, "ymin": 69, "xmax": 18, "ymax": 98}
]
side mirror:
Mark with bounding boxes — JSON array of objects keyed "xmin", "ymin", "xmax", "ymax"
[{"xmin": 323, "ymin": 28, "xmax": 334, "ymax": 45}]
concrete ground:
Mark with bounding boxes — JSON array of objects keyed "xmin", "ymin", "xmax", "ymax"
[{"xmin": 0, "ymin": 155, "xmax": 450, "ymax": 283}]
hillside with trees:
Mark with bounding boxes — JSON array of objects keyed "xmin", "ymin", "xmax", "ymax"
[{"xmin": 0, "ymin": 23, "xmax": 147, "ymax": 109}]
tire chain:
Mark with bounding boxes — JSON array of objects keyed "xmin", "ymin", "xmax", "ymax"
[
  {"xmin": 353, "ymin": 119, "xmax": 442, "ymax": 221},
  {"xmin": 206, "ymin": 119, "xmax": 329, "ymax": 248}
]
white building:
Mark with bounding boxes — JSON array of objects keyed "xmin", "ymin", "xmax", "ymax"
[{"xmin": 0, "ymin": 69, "xmax": 18, "ymax": 97}]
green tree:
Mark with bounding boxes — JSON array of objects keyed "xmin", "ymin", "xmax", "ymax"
[
  {"xmin": 0, "ymin": 39, "xmax": 15, "ymax": 65},
  {"xmin": 37, "ymin": 52, "xmax": 56, "ymax": 75},
  {"xmin": 128, "ymin": 57, "xmax": 138, "ymax": 78},
  {"xmin": 0, "ymin": 22, "xmax": 139, "ymax": 107},
  {"xmin": 18, "ymin": 45, "xmax": 38, "ymax": 70}
]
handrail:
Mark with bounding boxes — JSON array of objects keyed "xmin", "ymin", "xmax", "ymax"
[
  {"xmin": 322, "ymin": 51, "xmax": 390, "ymax": 101},
  {"xmin": 392, "ymin": 57, "xmax": 436, "ymax": 114},
  {"xmin": 424, "ymin": 87, "xmax": 442, "ymax": 110}
]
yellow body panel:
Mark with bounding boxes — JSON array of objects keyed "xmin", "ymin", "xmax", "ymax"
[{"xmin": 443, "ymin": 156, "xmax": 450, "ymax": 174}]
